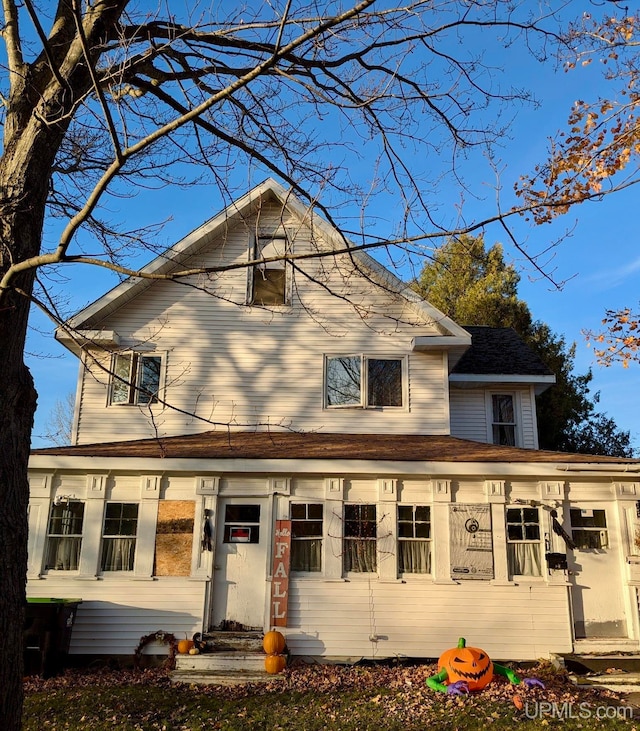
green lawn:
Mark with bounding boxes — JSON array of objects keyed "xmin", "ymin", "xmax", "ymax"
[{"xmin": 23, "ymin": 661, "xmax": 640, "ymax": 730}]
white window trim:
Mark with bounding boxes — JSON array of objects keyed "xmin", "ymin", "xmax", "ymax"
[
  {"xmin": 485, "ymin": 391, "xmax": 521, "ymax": 447},
  {"xmin": 100, "ymin": 501, "xmax": 140, "ymax": 573},
  {"xmin": 107, "ymin": 351, "xmax": 166, "ymax": 407},
  {"xmin": 397, "ymin": 503, "xmax": 433, "ymax": 577},
  {"xmin": 289, "ymin": 502, "xmax": 324, "ymax": 575},
  {"xmin": 324, "ymin": 354, "xmax": 408, "ymax": 410},
  {"xmin": 505, "ymin": 504, "xmax": 544, "ymax": 578}
]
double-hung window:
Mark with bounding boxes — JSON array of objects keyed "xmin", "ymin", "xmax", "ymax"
[
  {"xmin": 398, "ymin": 505, "xmax": 432, "ymax": 574},
  {"xmin": 251, "ymin": 236, "xmax": 288, "ymax": 306},
  {"xmin": 491, "ymin": 394, "xmax": 516, "ymax": 446},
  {"xmin": 45, "ymin": 501, "xmax": 85, "ymax": 571},
  {"xmin": 110, "ymin": 353, "xmax": 162, "ymax": 405},
  {"xmin": 101, "ymin": 503, "xmax": 139, "ymax": 571},
  {"xmin": 291, "ymin": 503, "xmax": 323, "ymax": 572},
  {"xmin": 506, "ymin": 507, "xmax": 542, "ymax": 576},
  {"xmin": 343, "ymin": 504, "xmax": 377, "ymax": 573},
  {"xmin": 326, "ymin": 356, "xmax": 404, "ymax": 408}
]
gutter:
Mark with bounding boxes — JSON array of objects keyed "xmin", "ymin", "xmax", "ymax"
[{"xmin": 556, "ymin": 464, "xmax": 640, "ymax": 473}]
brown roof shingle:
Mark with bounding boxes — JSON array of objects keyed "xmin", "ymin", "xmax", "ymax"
[{"xmin": 31, "ymin": 431, "xmax": 639, "ymax": 464}]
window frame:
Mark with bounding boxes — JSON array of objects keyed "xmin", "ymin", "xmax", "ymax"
[
  {"xmin": 397, "ymin": 504, "xmax": 432, "ymax": 576},
  {"xmin": 248, "ymin": 234, "xmax": 290, "ymax": 307},
  {"xmin": 100, "ymin": 502, "xmax": 139, "ymax": 572},
  {"xmin": 570, "ymin": 508, "xmax": 609, "ymax": 550},
  {"xmin": 109, "ymin": 352, "xmax": 163, "ymax": 406},
  {"xmin": 487, "ymin": 392, "xmax": 519, "ymax": 446},
  {"xmin": 343, "ymin": 503, "xmax": 377, "ymax": 574},
  {"xmin": 290, "ymin": 503, "xmax": 323, "ymax": 573},
  {"xmin": 324, "ymin": 355, "xmax": 406, "ymax": 410},
  {"xmin": 505, "ymin": 505, "xmax": 543, "ymax": 577},
  {"xmin": 44, "ymin": 500, "xmax": 85, "ymax": 572}
]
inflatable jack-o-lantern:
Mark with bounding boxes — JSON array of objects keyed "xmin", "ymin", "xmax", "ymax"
[
  {"xmin": 437, "ymin": 638, "xmax": 493, "ymax": 691},
  {"xmin": 426, "ymin": 638, "xmax": 546, "ymax": 696}
]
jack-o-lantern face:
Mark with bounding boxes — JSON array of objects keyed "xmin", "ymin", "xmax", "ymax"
[{"xmin": 438, "ymin": 639, "xmax": 494, "ymax": 691}]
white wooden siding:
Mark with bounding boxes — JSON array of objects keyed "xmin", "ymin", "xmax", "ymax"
[
  {"xmin": 284, "ymin": 580, "xmax": 572, "ymax": 660},
  {"xmin": 26, "ymin": 578, "xmax": 206, "ymax": 656},
  {"xmin": 74, "ymin": 205, "xmax": 450, "ymax": 443}
]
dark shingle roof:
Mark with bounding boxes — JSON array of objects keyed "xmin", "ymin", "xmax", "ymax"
[
  {"xmin": 31, "ymin": 431, "xmax": 638, "ymax": 464},
  {"xmin": 453, "ymin": 326, "xmax": 553, "ymax": 377}
]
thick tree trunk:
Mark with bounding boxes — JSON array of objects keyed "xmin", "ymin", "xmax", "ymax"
[
  {"xmin": 0, "ymin": 291, "xmax": 36, "ymax": 730},
  {"xmin": 0, "ymin": 149, "xmax": 59, "ymax": 730}
]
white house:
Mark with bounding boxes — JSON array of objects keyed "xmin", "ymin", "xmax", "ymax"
[{"xmin": 27, "ymin": 179, "xmax": 640, "ymax": 663}]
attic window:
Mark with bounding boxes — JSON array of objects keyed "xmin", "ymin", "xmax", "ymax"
[
  {"xmin": 251, "ymin": 236, "xmax": 288, "ymax": 306},
  {"xmin": 110, "ymin": 353, "xmax": 162, "ymax": 405}
]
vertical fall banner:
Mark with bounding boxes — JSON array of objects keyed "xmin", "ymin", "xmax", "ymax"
[{"xmin": 270, "ymin": 520, "xmax": 291, "ymax": 627}]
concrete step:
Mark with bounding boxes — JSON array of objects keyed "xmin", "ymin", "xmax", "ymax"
[
  {"xmin": 175, "ymin": 652, "xmax": 266, "ymax": 673},
  {"xmin": 570, "ymin": 672, "xmax": 640, "ymax": 695},
  {"xmin": 171, "ymin": 669, "xmax": 280, "ymax": 686}
]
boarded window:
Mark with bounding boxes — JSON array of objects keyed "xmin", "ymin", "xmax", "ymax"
[{"xmin": 154, "ymin": 501, "xmax": 195, "ymax": 576}]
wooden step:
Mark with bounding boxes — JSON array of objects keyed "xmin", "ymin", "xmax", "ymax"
[
  {"xmin": 175, "ymin": 652, "xmax": 266, "ymax": 673},
  {"xmin": 171, "ymin": 668, "xmax": 279, "ymax": 686}
]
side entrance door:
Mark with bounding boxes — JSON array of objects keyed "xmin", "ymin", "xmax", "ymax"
[
  {"xmin": 567, "ymin": 503, "xmax": 628, "ymax": 639},
  {"xmin": 211, "ymin": 498, "xmax": 270, "ymax": 630}
]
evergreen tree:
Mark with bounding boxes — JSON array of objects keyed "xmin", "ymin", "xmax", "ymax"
[{"xmin": 413, "ymin": 235, "xmax": 634, "ymax": 457}]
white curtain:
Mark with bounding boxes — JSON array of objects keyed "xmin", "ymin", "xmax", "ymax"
[
  {"xmin": 399, "ymin": 541, "xmax": 431, "ymax": 574},
  {"xmin": 101, "ymin": 537, "xmax": 136, "ymax": 571},
  {"xmin": 291, "ymin": 539, "xmax": 322, "ymax": 572},
  {"xmin": 507, "ymin": 543, "xmax": 542, "ymax": 577},
  {"xmin": 344, "ymin": 539, "xmax": 377, "ymax": 572},
  {"xmin": 47, "ymin": 537, "xmax": 82, "ymax": 570}
]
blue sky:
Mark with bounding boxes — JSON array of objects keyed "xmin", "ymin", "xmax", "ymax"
[{"xmin": 25, "ymin": 4, "xmax": 640, "ymax": 450}]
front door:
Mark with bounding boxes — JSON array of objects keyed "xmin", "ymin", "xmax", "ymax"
[
  {"xmin": 211, "ymin": 498, "xmax": 269, "ymax": 630},
  {"xmin": 567, "ymin": 503, "xmax": 627, "ymax": 639}
]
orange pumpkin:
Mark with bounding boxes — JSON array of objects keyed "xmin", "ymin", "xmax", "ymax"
[
  {"xmin": 177, "ymin": 639, "xmax": 194, "ymax": 654},
  {"xmin": 264, "ymin": 653, "xmax": 287, "ymax": 674},
  {"xmin": 438, "ymin": 638, "xmax": 494, "ymax": 691},
  {"xmin": 263, "ymin": 630, "xmax": 286, "ymax": 655}
]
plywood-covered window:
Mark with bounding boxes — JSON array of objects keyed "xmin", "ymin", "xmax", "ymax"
[{"xmin": 154, "ymin": 501, "xmax": 195, "ymax": 577}]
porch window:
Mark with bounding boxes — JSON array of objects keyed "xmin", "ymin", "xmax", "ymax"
[
  {"xmin": 250, "ymin": 236, "xmax": 288, "ymax": 306},
  {"xmin": 570, "ymin": 508, "xmax": 609, "ymax": 550},
  {"xmin": 110, "ymin": 353, "xmax": 162, "ymax": 405},
  {"xmin": 506, "ymin": 507, "xmax": 542, "ymax": 577},
  {"xmin": 491, "ymin": 394, "xmax": 516, "ymax": 446},
  {"xmin": 223, "ymin": 504, "xmax": 260, "ymax": 544},
  {"xmin": 344, "ymin": 504, "xmax": 377, "ymax": 573},
  {"xmin": 290, "ymin": 503, "xmax": 323, "ymax": 572},
  {"xmin": 326, "ymin": 356, "xmax": 403, "ymax": 408},
  {"xmin": 101, "ymin": 503, "xmax": 139, "ymax": 571},
  {"xmin": 44, "ymin": 501, "xmax": 84, "ymax": 571},
  {"xmin": 398, "ymin": 505, "xmax": 432, "ymax": 574}
]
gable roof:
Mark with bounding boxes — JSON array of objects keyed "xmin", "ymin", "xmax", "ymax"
[
  {"xmin": 58, "ymin": 178, "xmax": 470, "ymax": 348},
  {"xmin": 31, "ymin": 430, "xmax": 638, "ymax": 467}
]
